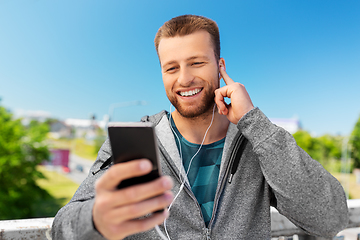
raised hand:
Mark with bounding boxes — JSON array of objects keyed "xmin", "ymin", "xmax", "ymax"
[{"xmin": 214, "ymin": 64, "xmax": 254, "ymax": 125}]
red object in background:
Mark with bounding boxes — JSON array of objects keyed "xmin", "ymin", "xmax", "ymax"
[{"xmin": 50, "ymin": 149, "xmax": 70, "ymax": 167}]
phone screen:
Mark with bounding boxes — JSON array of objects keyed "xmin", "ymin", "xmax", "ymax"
[{"xmin": 107, "ymin": 122, "xmax": 161, "ymax": 189}]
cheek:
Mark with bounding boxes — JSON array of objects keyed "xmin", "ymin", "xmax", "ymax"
[
  {"xmin": 162, "ymin": 76, "xmax": 174, "ymax": 93},
  {"xmin": 208, "ymin": 72, "xmax": 220, "ymax": 89}
]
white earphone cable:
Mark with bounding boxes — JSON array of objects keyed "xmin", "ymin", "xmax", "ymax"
[{"xmin": 155, "ymin": 104, "xmax": 216, "ymax": 240}]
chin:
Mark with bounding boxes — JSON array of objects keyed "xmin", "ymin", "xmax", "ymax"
[
  {"xmin": 168, "ymin": 87, "xmax": 216, "ymax": 118},
  {"xmin": 173, "ymin": 101, "xmax": 215, "ymax": 119}
]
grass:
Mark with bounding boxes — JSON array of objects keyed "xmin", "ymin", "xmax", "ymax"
[
  {"xmin": 321, "ymin": 159, "xmax": 360, "ymax": 199},
  {"xmin": 36, "ymin": 166, "xmax": 80, "ymax": 208},
  {"xmin": 72, "ymin": 138, "xmax": 99, "ymax": 160},
  {"xmin": 332, "ymin": 172, "xmax": 360, "ymax": 199},
  {"xmin": 32, "ymin": 137, "xmax": 95, "ymax": 217}
]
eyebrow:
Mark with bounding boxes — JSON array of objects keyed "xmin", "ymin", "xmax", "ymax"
[
  {"xmin": 162, "ymin": 55, "xmax": 210, "ymax": 69},
  {"xmin": 162, "ymin": 61, "xmax": 177, "ymax": 70}
]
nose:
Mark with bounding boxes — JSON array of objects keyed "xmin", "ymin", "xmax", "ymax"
[{"xmin": 178, "ymin": 67, "xmax": 194, "ymax": 87}]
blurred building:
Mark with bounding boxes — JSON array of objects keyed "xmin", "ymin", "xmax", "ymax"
[
  {"xmin": 270, "ymin": 117, "xmax": 301, "ymax": 134},
  {"xmin": 63, "ymin": 118, "xmax": 97, "ymax": 139},
  {"xmin": 48, "ymin": 121, "xmax": 72, "ymax": 139},
  {"xmin": 14, "ymin": 109, "xmax": 51, "ymax": 125}
]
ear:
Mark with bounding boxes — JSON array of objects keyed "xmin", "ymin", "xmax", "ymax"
[{"xmin": 218, "ymin": 58, "xmax": 226, "ymax": 79}]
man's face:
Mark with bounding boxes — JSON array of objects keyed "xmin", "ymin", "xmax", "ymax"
[{"xmin": 158, "ymin": 30, "xmax": 223, "ymax": 118}]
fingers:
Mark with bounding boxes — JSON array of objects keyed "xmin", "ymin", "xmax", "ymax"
[
  {"xmin": 105, "ymin": 191, "xmax": 173, "ymax": 224},
  {"xmin": 219, "ymin": 65, "xmax": 235, "ymax": 85},
  {"xmin": 214, "ymin": 81, "xmax": 254, "ymax": 124},
  {"xmin": 112, "ymin": 176, "xmax": 173, "ymax": 206},
  {"xmin": 94, "ymin": 170, "xmax": 173, "ymax": 214},
  {"xmin": 95, "ymin": 159, "xmax": 152, "ymax": 192},
  {"xmin": 102, "ymin": 210, "xmax": 170, "ymax": 239},
  {"xmin": 122, "ymin": 210, "xmax": 169, "ymax": 236},
  {"xmin": 93, "ymin": 160, "xmax": 174, "ymax": 240},
  {"xmin": 214, "ymin": 87, "xmax": 230, "ymax": 115},
  {"xmin": 217, "ymin": 65, "xmax": 235, "ymax": 115},
  {"xmin": 94, "ymin": 159, "xmax": 173, "ymax": 214}
]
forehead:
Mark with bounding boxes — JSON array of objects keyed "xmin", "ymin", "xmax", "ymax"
[{"xmin": 158, "ymin": 30, "xmax": 215, "ymax": 65}]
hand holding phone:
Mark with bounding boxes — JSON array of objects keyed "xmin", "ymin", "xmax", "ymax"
[
  {"xmin": 92, "ymin": 159, "xmax": 173, "ymax": 240},
  {"xmin": 93, "ymin": 122, "xmax": 173, "ymax": 239}
]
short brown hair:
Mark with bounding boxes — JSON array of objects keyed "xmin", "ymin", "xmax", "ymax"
[{"xmin": 154, "ymin": 15, "xmax": 220, "ymax": 60}]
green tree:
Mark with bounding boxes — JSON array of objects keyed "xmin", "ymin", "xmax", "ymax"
[
  {"xmin": 350, "ymin": 115, "xmax": 360, "ymax": 169},
  {"xmin": 316, "ymin": 134, "xmax": 343, "ymax": 172},
  {"xmin": 0, "ymin": 105, "xmax": 56, "ymax": 219},
  {"xmin": 293, "ymin": 130, "xmax": 321, "ymax": 160},
  {"xmin": 317, "ymin": 134, "xmax": 342, "ymax": 161},
  {"xmin": 293, "ymin": 130, "xmax": 342, "ymax": 172}
]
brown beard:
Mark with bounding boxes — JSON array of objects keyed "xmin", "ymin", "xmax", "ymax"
[{"xmin": 168, "ymin": 88, "xmax": 216, "ymax": 119}]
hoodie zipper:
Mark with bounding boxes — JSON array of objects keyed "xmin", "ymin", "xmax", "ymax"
[
  {"xmin": 159, "ymin": 146, "xmax": 210, "ymax": 238},
  {"xmin": 205, "ymin": 228, "xmax": 211, "ymax": 240},
  {"xmin": 158, "ymin": 147, "xmax": 204, "ymax": 215},
  {"xmin": 208, "ymin": 133, "xmax": 244, "ymax": 228},
  {"xmin": 159, "ymin": 133, "xmax": 245, "ymax": 238}
]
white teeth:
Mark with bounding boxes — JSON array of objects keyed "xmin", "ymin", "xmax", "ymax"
[{"xmin": 179, "ymin": 88, "xmax": 201, "ymax": 97}]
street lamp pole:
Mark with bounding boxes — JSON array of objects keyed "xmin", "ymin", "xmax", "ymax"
[
  {"xmin": 341, "ymin": 137, "xmax": 350, "ymax": 199},
  {"xmin": 105, "ymin": 101, "xmax": 148, "ymax": 129}
]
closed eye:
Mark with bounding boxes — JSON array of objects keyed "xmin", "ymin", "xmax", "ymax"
[{"xmin": 165, "ymin": 66, "xmax": 178, "ymax": 73}]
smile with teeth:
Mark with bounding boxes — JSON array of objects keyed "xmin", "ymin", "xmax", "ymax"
[{"xmin": 178, "ymin": 88, "xmax": 202, "ymax": 97}]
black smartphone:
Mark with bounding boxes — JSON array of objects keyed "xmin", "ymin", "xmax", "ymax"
[{"xmin": 107, "ymin": 122, "xmax": 162, "ymax": 189}]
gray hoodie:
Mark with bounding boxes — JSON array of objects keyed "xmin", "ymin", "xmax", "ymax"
[{"xmin": 52, "ymin": 107, "xmax": 349, "ymax": 239}]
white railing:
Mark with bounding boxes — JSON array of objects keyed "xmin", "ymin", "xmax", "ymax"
[
  {"xmin": 0, "ymin": 217, "xmax": 53, "ymax": 239},
  {"xmin": 0, "ymin": 200, "xmax": 359, "ymax": 240},
  {"xmin": 271, "ymin": 199, "xmax": 360, "ymax": 240}
]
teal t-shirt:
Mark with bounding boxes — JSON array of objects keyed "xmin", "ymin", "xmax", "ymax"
[{"xmin": 169, "ymin": 114, "xmax": 224, "ymax": 226}]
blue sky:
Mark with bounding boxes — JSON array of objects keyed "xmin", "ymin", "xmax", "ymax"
[{"xmin": 0, "ymin": 0, "xmax": 359, "ymax": 136}]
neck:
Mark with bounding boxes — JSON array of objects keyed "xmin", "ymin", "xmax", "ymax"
[{"xmin": 171, "ymin": 105, "xmax": 229, "ymax": 145}]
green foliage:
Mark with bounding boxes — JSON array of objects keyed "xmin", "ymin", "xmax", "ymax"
[
  {"xmin": 293, "ymin": 130, "xmax": 342, "ymax": 171},
  {"xmin": 317, "ymin": 134, "xmax": 342, "ymax": 161},
  {"xmin": 293, "ymin": 114, "xmax": 360, "ymax": 172},
  {"xmin": 0, "ymin": 105, "xmax": 58, "ymax": 220},
  {"xmin": 293, "ymin": 130, "xmax": 321, "ymax": 160},
  {"xmin": 350, "ymin": 115, "xmax": 360, "ymax": 169}
]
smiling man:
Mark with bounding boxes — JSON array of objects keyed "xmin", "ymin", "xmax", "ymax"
[
  {"xmin": 52, "ymin": 15, "xmax": 348, "ymax": 240},
  {"xmin": 159, "ymin": 30, "xmax": 222, "ymax": 119}
]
